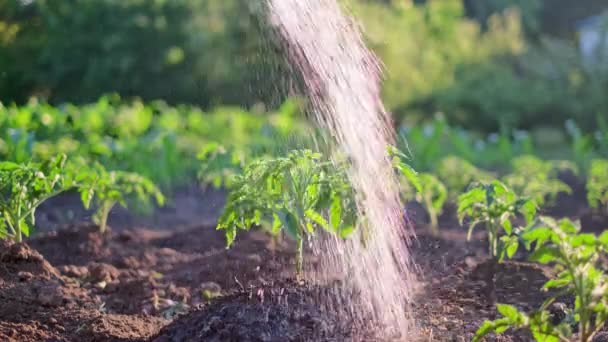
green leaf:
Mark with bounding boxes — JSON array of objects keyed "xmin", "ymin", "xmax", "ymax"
[
  {"xmin": 305, "ymin": 209, "xmax": 329, "ymax": 231},
  {"xmin": 20, "ymin": 221, "xmax": 30, "ymax": 237},
  {"xmin": 473, "ymin": 318, "xmax": 511, "ymax": 342},
  {"xmin": 519, "ymin": 199, "xmax": 537, "ymax": 224},
  {"xmin": 497, "ymin": 304, "xmax": 521, "ymax": 321},
  {"xmin": 506, "ymin": 239, "xmax": 519, "ymax": 259},
  {"xmin": 330, "ymin": 195, "xmax": 342, "ymax": 230},
  {"xmin": 570, "ymin": 233, "xmax": 596, "ymax": 247},
  {"xmin": 529, "ymin": 246, "xmax": 560, "ymax": 264},
  {"xmin": 0, "ymin": 162, "xmax": 20, "ymax": 171},
  {"xmin": 502, "ymin": 219, "xmax": 513, "ymax": 235},
  {"xmin": 224, "ymin": 226, "xmax": 237, "ymax": 247},
  {"xmin": 531, "ymin": 331, "xmax": 558, "ymax": 342},
  {"xmin": 522, "ymin": 227, "xmax": 554, "ymax": 250},
  {"xmin": 599, "ymin": 231, "xmax": 608, "ymax": 246},
  {"xmin": 543, "ymin": 277, "xmax": 571, "ymax": 290}
]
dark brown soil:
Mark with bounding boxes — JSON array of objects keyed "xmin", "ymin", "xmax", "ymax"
[
  {"xmin": 153, "ymin": 280, "xmax": 385, "ymax": 342},
  {"xmin": 0, "ymin": 240, "xmax": 164, "ymax": 342},
  {"xmin": 0, "ymin": 180, "xmax": 606, "ymax": 341}
]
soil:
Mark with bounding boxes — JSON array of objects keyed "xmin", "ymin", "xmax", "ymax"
[{"xmin": 1, "ymin": 179, "xmax": 606, "ymax": 341}]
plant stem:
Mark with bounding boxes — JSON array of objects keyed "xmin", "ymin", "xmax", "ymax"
[
  {"xmin": 16, "ymin": 205, "xmax": 22, "ymax": 243},
  {"xmin": 295, "ymin": 235, "xmax": 303, "ymax": 281},
  {"xmin": 15, "ymin": 222, "xmax": 22, "ymax": 243},
  {"xmin": 428, "ymin": 204, "xmax": 439, "ymax": 236},
  {"xmin": 98, "ymin": 202, "xmax": 114, "ymax": 233}
]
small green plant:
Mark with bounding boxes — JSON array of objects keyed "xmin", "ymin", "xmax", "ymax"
[
  {"xmin": 436, "ymin": 155, "xmax": 494, "ymax": 199},
  {"xmin": 503, "ymin": 155, "xmax": 573, "ymax": 207},
  {"xmin": 400, "ymin": 172, "xmax": 446, "ymax": 236},
  {"xmin": 458, "ymin": 180, "xmax": 537, "ymax": 309},
  {"xmin": 217, "ymin": 150, "xmax": 357, "ymax": 279},
  {"xmin": 566, "ymin": 120, "xmax": 596, "ymax": 171},
  {"xmin": 197, "ymin": 142, "xmax": 245, "ymax": 190},
  {"xmin": 458, "ymin": 180, "xmax": 537, "ymax": 259},
  {"xmin": 0, "ymin": 155, "xmax": 86, "ymax": 242},
  {"xmin": 83, "ymin": 163, "xmax": 165, "ymax": 233},
  {"xmin": 474, "ymin": 217, "xmax": 608, "ymax": 342},
  {"xmin": 587, "ymin": 159, "xmax": 608, "ymax": 214},
  {"xmin": 390, "ymin": 146, "xmax": 445, "ymax": 235}
]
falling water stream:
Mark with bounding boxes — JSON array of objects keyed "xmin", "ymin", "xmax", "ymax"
[{"xmin": 266, "ymin": 0, "xmax": 417, "ymax": 339}]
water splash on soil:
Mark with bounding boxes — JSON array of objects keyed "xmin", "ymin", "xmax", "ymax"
[{"xmin": 267, "ymin": 0, "xmax": 416, "ymax": 338}]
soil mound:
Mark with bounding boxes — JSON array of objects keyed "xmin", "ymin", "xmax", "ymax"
[{"xmin": 153, "ymin": 281, "xmax": 384, "ymax": 342}]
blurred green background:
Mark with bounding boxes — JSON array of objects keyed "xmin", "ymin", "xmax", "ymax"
[{"xmin": 1, "ymin": 0, "xmax": 607, "ymax": 134}]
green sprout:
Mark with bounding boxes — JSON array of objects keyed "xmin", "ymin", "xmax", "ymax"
[
  {"xmin": 82, "ymin": 163, "xmax": 165, "ymax": 233},
  {"xmin": 458, "ymin": 180, "xmax": 537, "ymax": 260},
  {"xmin": 587, "ymin": 159, "xmax": 608, "ymax": 214},
  {"xmin": 475, "ymin": 217, "xmax": 608, "ymax": 342},
  {"xmin": 436, "ymin": 156, "xmax": 494, "ymax": 200},
  {"xmin": 503, "ymin": 155, "xmax": 573, "ymax": 207},
  {"xmin": 0, "ymin": 155, "xmax": 87, "ymax": 242},
  {"xmin": 217, "ymin": 150, "xmax": 357, "ymax": 279},
  {"xmin": 390, "ymin": 146, "xmax": 446, "ymax": 235},
  {"xmin": 458, "ymin": 180, "xmax": 537, "ymax": 310},
  {"xmin": 197, "ymin": 142, "xmax": 246, "ymax": 190}
]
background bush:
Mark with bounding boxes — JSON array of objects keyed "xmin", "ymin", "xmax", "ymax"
[
  {"xmin": 1, "ymin": 0, "xmax": 607, "ymax": 135},
  {"xmin": 0, "ymin": 0, "xmax": 288, "ymax": 108}
]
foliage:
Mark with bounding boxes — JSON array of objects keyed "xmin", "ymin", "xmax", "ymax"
[
  {"xmin": 426, "ymin": 33, "xmax": 608, "ymax": 134},
  {"xmin": 0, "ymin": 155, "xmax": 88, "ymax": 242},
  {"xmin": 457, "ymin": 180, "xmax": 536, "ymax": 260},
  {"xmin": 348, "ymin": 0, "xmax": 525, "ymax": 121},
  {"xmin": 464, "ymin": 0, "xmax": 542, "ymax": 37},
  {"xmin": 436, "ymin": 156, "xmax": 494, "ymax": 198},
  {"xmin": 197, "ymin": 143, "xmax": 246, "ymax": 190},
  {"xmin": 566, "ymin": 119, "xmax": 597, "ymax": 171},
  {"xmin": 475, "ymin": 217, "xmax": 608, "ymax": 342},
  {"xmin": 503, "ymin": 155, "xmax": 573, "ymax": 207},
  {"xmin": 393, "ymin": 155, "xmax": 446, "ymax": 235},
  {"xmin": 587, "ymin": 159, "xmax": 608, "ymax": 213},
  {"xmin": 0, "ymin": 0, "xmax": 287, "ymax": 108},
  {"xmin": 81, "ymin": 162, "xmax": 165, "ymax": 233},
  {"xmin": 0, "ymin": 96, "xmax": 309, "ymax": 191},
  {"xmin": 397, "ymin": 116, "xmax": 538, "ymax": 172},
  {"xmin": 217, "ymin": 150, "xmax": 357, "ymax": 278},
  {"xmin": 390, "ymin": 145, "xmax": 447, "ymax": 235}
]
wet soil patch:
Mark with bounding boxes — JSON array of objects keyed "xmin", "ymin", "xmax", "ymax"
[{"xmin": 153, "ymin": 280, "xmax": 385, "ymax": 342}]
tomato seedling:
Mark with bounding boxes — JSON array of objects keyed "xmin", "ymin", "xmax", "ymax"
[
  {"xmin": 197, "ymin": 142, "xmax": 246, "ymax": 190},
  {"xmin": 217, "ymin": 150, "xmax": 357, "ymax": 279},
  {"xmin": 503, "ymin": 155, "xmax": 573, "ymax": 208},
  {"xmin": 436, "ymin": 155, "xmax": 494, "ymax": 199},
  {"xmin": 0, "ymin": 155, "xmax": 86, "ymax": 242},
  {"xmin": 587, "ymin": 159, "xmax": 608, "ymax": 214},
  {"xmin": 458, "ymin": 180, "xmax": 536, "ymax": 260},
  {"xmin": 458, "ymin": 180, "xmax": 537, "ymax": 310},
  {"xmin": 475, "ymin": 217, "xmax": 608, "ymax": 342},
  {"xmin": 82, "ymin": 163, "xmax": 165, "ymax": 233}
]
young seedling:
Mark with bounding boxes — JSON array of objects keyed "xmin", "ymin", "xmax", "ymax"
[
  {"xmin": 82, "ymin": 163, "xmax": 165, "ymax": 233},
  {"xmin": 458, "ymin": 180, "xmax": 537, "ymax": 259},
  {"xmin": 217, "ymin": 150, "xmax": 357, "ymax": 279},
  {"xmin": 436, "ymin": 156, "xmax": 494, "ymax": 200},
  {"xmin": 474, "ymin": 217, "xmax": 608, "ymax": 342},
  {"xmin": 587, "ymin": 159, "xmax": 608, "ymax": 215},
  {"xmin": 397, "ymin": 171, "xmax": 446, "ymax": 235},
  {"xmin": 197, "ymin": 142, "xmax": 246, "ymax": 190},
  {"xmin": 458, "ymin": 180, "xmax": 537, "ymax": 309},
  {"xmin": 503, "ymin": 155, "xmax": 573, "ymax": 208},
  {"xmin": 0, "ymin": 155, "xmax": 84, "ymax": 242},
  {"xmin": 391, "ymin": 146, "xmax": 446, "ymax": 235}
]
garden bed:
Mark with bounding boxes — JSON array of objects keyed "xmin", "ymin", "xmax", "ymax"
[{"xmin": 0, "ymin": 184, "xmax": 605, "ymax": 341}]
